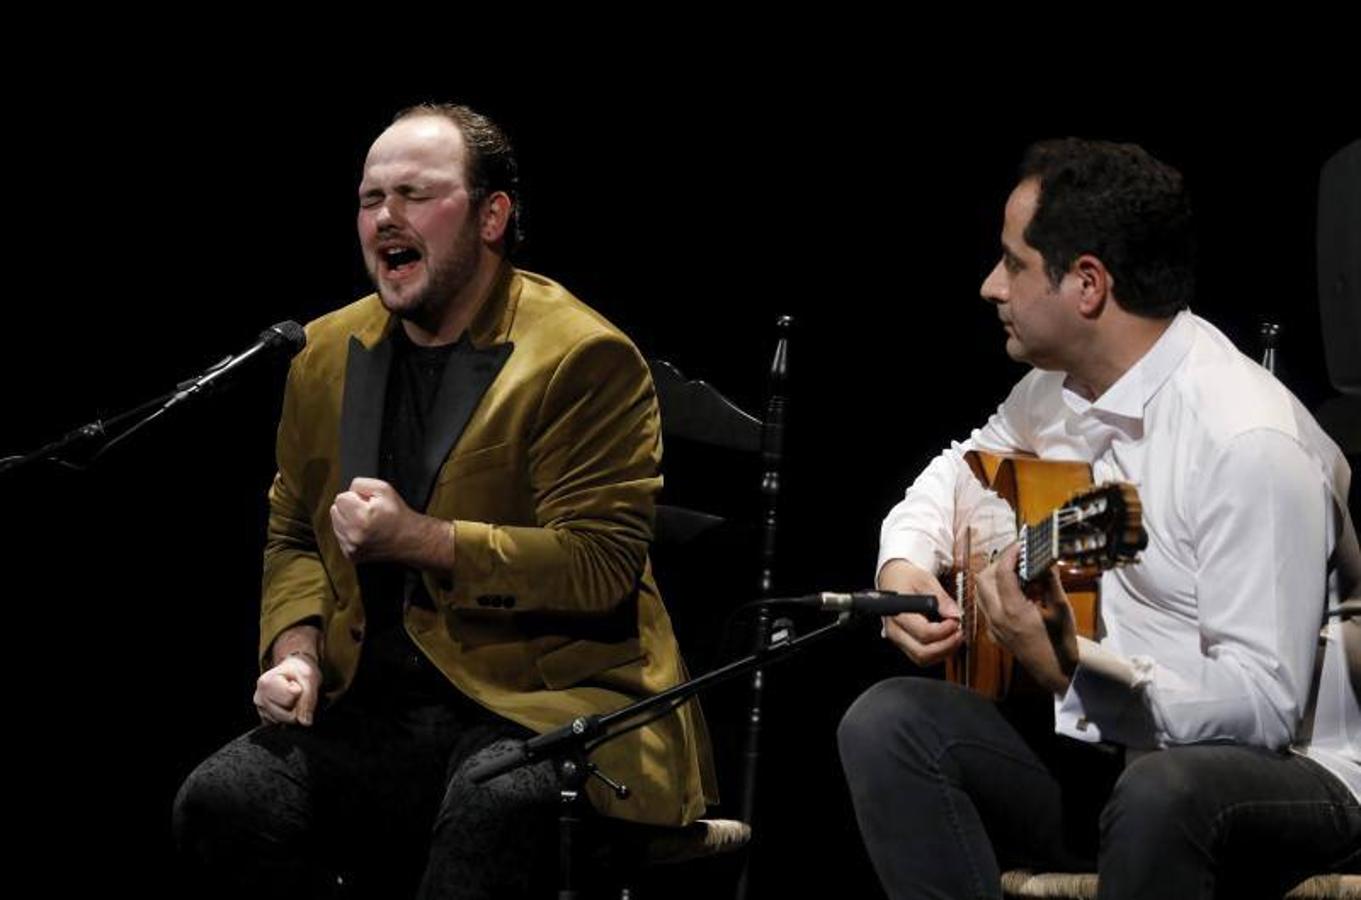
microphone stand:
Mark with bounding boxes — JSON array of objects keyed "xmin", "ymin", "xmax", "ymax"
[
  {"xmin": 1, "ymin": 346, "xmax": 273, "ymax": 476},
  {"xmin": 465, "ymin": 597, "xmax": 937, "ymax": 899},
  {"xmin": 0, "ymin": 386, "xmax": 180, "ymax": 475}
]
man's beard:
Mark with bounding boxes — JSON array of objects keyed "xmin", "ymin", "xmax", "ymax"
[{"xmin": 373, "ymin": 227, "xmax": 481, "ymax": 331}]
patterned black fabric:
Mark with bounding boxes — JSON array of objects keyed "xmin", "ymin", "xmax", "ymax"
[{"xmin": 174, "ymin": 692, "xmax": 561, "ymax": 899}]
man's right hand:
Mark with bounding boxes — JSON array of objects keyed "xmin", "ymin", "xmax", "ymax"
[
  {"xmin": 878, "ymin": 559, "xmax": 963, "ymax": 667},
  {"xmin": 254, "ymin": 623, "xmax": 323, "ymax": 726}
]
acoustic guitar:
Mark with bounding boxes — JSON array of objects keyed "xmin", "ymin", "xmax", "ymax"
[{"xmin": 942, "ymin": 450, "xmax": 1147, "ymax": 699}]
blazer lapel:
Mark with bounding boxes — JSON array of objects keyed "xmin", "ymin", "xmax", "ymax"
[
  {"xmin": 412, "ymin": 341, "xmax": 514, "ymax": 512},
  {"xmin": 338, "ymin": 333, "xmax": 394, "ymax": 491}
]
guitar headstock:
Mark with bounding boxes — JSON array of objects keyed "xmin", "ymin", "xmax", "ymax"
[{"xmin": 1019, "ymin": 482, "xmax": 1147, "ymax": 583}]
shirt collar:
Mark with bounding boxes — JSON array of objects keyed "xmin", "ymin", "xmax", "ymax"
[{"xmin": 1061, "ymin": 310, "xmax": 1196, "ymax": 422}]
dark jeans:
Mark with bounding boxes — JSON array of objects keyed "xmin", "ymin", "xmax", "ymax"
[
  {"xmin": 173, "ymin": 643, "xmax": 561, "ymax": 900},
  {"xmin": 838, "ymin": 678, "xmax": 1361, "ymax": 900}
]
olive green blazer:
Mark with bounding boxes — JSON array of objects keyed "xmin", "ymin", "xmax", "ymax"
[{"xmin": 259, "ymin": 264, "xmax": 716, "ymax": 824}]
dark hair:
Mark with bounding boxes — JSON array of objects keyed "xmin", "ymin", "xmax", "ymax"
[
  {"xmin": 393, "ymin": 103, "xmax": 523, "ymax": 254},
  {"xmin": 1019, "ymin": 138, "xmax": 1194, "ymax": 318}
]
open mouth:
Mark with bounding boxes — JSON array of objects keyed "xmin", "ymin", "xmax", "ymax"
[{"xmin": 381, "ymin": 246, "xmax": 423, "ymax": 277}]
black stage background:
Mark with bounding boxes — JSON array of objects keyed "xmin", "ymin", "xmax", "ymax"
[{"xmin": 1, "ymin": 63, "xmax": 1354, "ymax": 897}]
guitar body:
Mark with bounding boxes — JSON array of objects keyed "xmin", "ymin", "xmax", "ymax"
[{"xmin": 943, "ymin": 451, "xmax": 1103, "ymax": 700}]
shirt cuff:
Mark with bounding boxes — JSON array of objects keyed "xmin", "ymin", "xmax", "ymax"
[{"xmin": 1055, "ymin": 638, "xmax": 1160, "ymax": 748}]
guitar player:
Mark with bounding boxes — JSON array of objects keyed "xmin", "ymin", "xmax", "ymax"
[{"xmin": 837, "ymin": 139, "xmax": 1360, "ymax": 899}]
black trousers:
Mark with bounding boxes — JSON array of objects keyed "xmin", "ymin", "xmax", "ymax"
[
  {"xmin": 838, "ymin": 677, "xmax": 1361, "ymax": 900},
  {"xmin": 173, "ymin": 642, "xmax": 561, "ymax": 900}
]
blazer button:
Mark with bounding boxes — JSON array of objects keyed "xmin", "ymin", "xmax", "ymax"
[
  {"xmin": 349, "ymin": 625, "xmax": 365, "ymax": 643},
  {"xmin": 502, "ymin": 595, "xmax": 516, "ymax": 609},
  {"xmin": 477, "ymin": 595, "xmax": 494, "ymax": 607}
]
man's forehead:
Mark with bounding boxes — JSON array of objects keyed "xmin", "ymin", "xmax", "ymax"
[
  {"xmin": 363, "ymin": 116, "xmax": 467, "ymax": 177},
  {"xmin": 997, "ymin": 178, "xmax": 1042, "ymax": 260},
  {"xmin": 1004, "ymin": 179, "xmax": 1040, "ymax": 233}
]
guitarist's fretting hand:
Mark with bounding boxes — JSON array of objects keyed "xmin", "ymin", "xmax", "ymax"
[
  {"xmin": 975, "ymin": 543, "xmax": 1080, "ymax": 694},
  {"xmin": 878, "ymin": 559, "xmax": 963, "ymax": 667}
]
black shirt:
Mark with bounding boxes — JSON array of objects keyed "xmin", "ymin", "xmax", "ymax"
[{"xmin": 349, "ymin": 326, "xmax": 470, "ymax": 705}]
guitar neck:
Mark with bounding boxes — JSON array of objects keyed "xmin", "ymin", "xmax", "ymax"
[
  {"xmin": 1018, "ymin": 514, "xmax": 1060, "ymax": 585},
  {"xmin": 1016, "ymin": 483, "xmax": 1145, "ymax": 585}
]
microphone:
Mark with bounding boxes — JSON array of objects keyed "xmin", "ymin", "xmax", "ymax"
[
  {"xmin": 164, "ymin": 320, "xmax": 306, "ymax": 410},
  {"xmin": 763, "ymin": 590, "xmax": 941, "ymax": 619}
]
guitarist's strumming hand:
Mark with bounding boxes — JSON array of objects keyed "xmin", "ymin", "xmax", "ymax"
[
  {"xmin": 975, "ymin": 543, "xmax": 1080, "ymax": 694},
  {"xmin": 878, "ymin": 559, "xmax": 963, "ymax": 667}
]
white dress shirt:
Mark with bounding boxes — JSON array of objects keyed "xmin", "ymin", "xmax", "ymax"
[{"xmin": 878, "ymin": 310, "xmax": 1360, "ymax": 800}]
